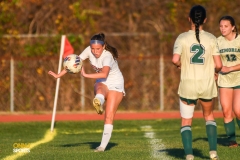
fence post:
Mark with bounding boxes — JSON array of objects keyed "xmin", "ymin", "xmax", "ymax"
[
  {"xmin": 10, "ymin": 56, "xmax": 14, "ymax": 112},
  {"xmin": 80, "ymin": 75, "xmax": 85, "ymax": 110},
  {"xmin": 160, "ymin": 53, "xmax": 164, "ymax": 111}
]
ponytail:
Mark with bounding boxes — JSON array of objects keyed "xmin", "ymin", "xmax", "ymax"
[
  {"xmin": 189, "ymin": 5, "xmax": 206, "ymax": 46},
  {"xmin": 194, "ymin": 11, "xmax": 202, "ymax": 43}
]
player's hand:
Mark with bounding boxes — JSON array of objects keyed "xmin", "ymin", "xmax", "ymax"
[
  {"xmin": 220, "ymin": 66, "xmax": 231, "ymax": 74},
  {"xmin": 48, "ymin": 71, "xmax": 59, "ymax": 79}
]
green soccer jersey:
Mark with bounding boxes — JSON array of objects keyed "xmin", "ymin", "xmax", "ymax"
[
  {"xmin": 217, "ymin": 35, "xmax": 240, "ymax": 87},
  {"xmin": 173, "ymin": 30, "xmax": 219, "ymax": 99}
]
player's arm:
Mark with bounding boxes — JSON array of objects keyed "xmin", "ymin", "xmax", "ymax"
[
  {"xmin": 213, "ymin": 55, "xmax": 222, "ymax": 73},
  {"xmin": 172, "ymin": 54, "xmax": 181, "ymax": 69},
  {"xmin": 81, "ymin": 66, "xmax": 110, "ymax": 79},
  {"xmin": 48, "ymin": 69, "xmax": 67, "ymax": 79},
  {"xmin": 221, "ymin": 64, "xmax": 240, "ymax": 73}
]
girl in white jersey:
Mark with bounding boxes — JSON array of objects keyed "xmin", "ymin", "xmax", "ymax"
[
  {"xmin": 172, "ymin": 5, "xmax": 222, "ymax": 160},
  {"xmin": 48, "ymin": 33, "xmax": 125, "ymax": 152},
  {"xmin": 217, "ymin": 15, "xmax": 240, "ymax": 148}
]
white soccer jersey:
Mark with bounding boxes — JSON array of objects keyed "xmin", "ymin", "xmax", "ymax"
[
  {"xmin": 217, "ymin": 35, "xmax": 240, "ymax": 87},
  {"xmin": 173, "ymin": 30, "xmax": 219, "ymax": 99},
  {"xmin": 79, "ymin": 46, "xmax": 125, "ymax": 94}
]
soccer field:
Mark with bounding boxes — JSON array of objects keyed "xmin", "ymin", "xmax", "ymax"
[{"xmin": 0, "ymin": 119, "xmax": 239, "ymax": 160}]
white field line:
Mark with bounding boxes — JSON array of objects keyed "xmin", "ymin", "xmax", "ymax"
[
  {"xmin": 141, "ymin": 125, "xmax": 170, "ymax": 160},
  {"xmin": 3, "ymin": 129, "xmax": 57, "ymax": 160}
]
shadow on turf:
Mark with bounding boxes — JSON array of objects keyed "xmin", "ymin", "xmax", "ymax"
[
  {"xmin": 193, "ymin": 134, "xmax": 240, "ymax": 147},
  {"xmin": 59, "ymin": 142, "xmax": 118, "ymax": 151},
  {"xmin": 158, "ymin": 148, "xmax": 209, "ymax": 159},
  {"xmin": 161, "ymin": 134, "xmax": 240, "ymax": 159}
]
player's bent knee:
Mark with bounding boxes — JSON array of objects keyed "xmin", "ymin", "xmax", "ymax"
[{"xmin": 180, "ymin": 99, "xmax": 195, "ymax": 119}]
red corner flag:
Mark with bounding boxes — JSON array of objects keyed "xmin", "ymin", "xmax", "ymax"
[{"xmin": 63, "ymin": 37, "xmax": 74, "ymax": 59}]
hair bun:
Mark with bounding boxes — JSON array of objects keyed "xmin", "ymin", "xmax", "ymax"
[{"xmin": 99, "ymin": 33, "xmax": 105, "ymax": 39}]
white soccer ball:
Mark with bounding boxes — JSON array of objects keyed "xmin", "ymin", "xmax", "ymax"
[{"xmin": 63, "ymin": 54, "xmax": 82, "ymax": 73}]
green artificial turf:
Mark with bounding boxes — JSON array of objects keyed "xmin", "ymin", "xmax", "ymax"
[{"xmin": 0, "ymin": 119, "xmax": 239, "ymax": 160}]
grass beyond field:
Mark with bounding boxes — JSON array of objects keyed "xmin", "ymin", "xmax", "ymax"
[{"xmin": 0, "ymin": 119, "xmax": 239, "ymax": 160}]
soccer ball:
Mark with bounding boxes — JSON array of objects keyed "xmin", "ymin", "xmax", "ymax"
[{"xmin": 63, "ymin": 54, "xmax": 82, "ymax": 73}]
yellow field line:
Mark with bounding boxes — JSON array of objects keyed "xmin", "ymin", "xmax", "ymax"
[{"xmin": 3, "ymin": 129, "xmax": 57, "ymax": 160}]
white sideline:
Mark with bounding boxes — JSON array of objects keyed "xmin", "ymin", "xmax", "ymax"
[{"xmin": 141, "ymin": 125, "xmax": 170, "ymax": 160}]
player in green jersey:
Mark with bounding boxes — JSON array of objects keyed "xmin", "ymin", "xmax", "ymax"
[
  {"xmin": 217, "ymin": 15, "xmax": 240, "ymax": 148},
  {"xmin": 172, "ymin": 5, "xmax": 222, "ymax": 160}
]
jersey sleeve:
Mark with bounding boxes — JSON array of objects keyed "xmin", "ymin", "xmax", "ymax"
[
  {"xmin": 173, "ymin": 35, "xmax": 183, "ymax": 55},
  {"xmin": 102, "ymin": 54, "xmax": 113, "ymax": 68},
  {"xmin": 79, "ymin": 46, "xmax": 91, "ymax": 60}
]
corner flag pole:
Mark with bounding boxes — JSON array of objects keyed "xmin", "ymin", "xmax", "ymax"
[{"xmin": 50, "ymin": 35, "xmax": 66, "ymax": 132}]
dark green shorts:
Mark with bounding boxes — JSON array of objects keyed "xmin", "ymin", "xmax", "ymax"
[
  {"xmin": 180, "ymin": 97, "xmax": 212, "ymax": 105},
  {"xmin": 218, "ymin": 85, "xmax": 240, "ymax": 89}
]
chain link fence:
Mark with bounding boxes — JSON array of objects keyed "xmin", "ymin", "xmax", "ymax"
[{"xmin": 0, "ymin": 33, "xmax": 220, "ymax": 112}]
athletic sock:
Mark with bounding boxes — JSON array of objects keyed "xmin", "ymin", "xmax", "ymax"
[
  {"xmin": 236, "ymin": 118, "xmax": 240, "ymax": 129},
  {"xmin": 224, "ymin": 119, "xmax": 236, "ymax": 142},
  {"xmin": 95, "ymin": 94, "xmax": 105, "ymax": 105},
  {"xmin": 206, "ymin": 121, "xmax": 217, "ymax": 151},
  {"xmin": 99, "ymin": 124, "xmax": 113, "ymax": 149},
  {"xmin": 181, "ymin": 126, "xmax": 192, "ymax": 155}
]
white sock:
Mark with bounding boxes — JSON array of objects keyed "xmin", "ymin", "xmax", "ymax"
[
  {"xmin": 95, "ymin": 94, "xmax": 105, "ymax": 105},
  {"xmin": 99, "ymin": 124, "xmax": 113, "ymax": 149}
]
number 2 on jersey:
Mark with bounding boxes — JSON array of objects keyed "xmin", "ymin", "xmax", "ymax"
[{"xmin": 190, "ymin": 44, "xmax": 205, "ymax": 64}]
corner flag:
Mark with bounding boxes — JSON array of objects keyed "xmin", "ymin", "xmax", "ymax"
[
  {"xmin": 63, "ymin": 37, "xmax": 74, "ymax": 59},
  {"xmin": 50, "ymin": 35, "xmax": 74, "ymax": 132}
]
